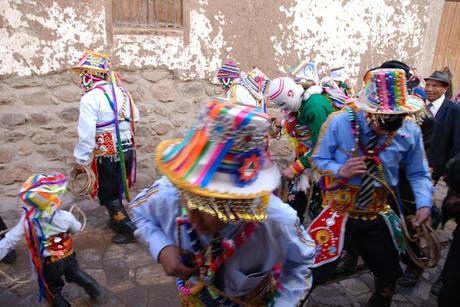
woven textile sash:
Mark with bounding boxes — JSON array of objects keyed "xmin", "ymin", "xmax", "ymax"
[{"xmin": 356, "ymin": 133, "xmax": 378, "ymax": 210}]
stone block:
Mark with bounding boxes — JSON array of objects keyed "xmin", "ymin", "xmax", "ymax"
[
  {"xmin": 0, "ymin": 130, "xmax": 27, "ymax": 143},
  {"xmin": 53, "ymin": 85, "xmax": 81, "ymax": 103},
  {"xmin": 59, "ymin": 106, "xmax": 80, "ymax": 122},
  {"xmin": 152, "ymin": 122, "xmax": 171, "ymax": 135},
  {"xmin": 0, "ymin": 113, "xmax": 26, "ymax": 127},
  {"xmin": 129, "ymin": 85, "xmax": 147, "ymax": 102},
  {"xmin": 141, "ymin": 70, "xmax": 170, "ymax": 83},
  {"xmin": 0, "ymin": 146, "xmax": 14, "ymax": 163},
  {"xmin": 0, "ymin": 93, "xmax": 15, "ymax": 105},
  {"xmin": 153, "ymin": 105, "xmax": 169, "ymax": 117},
  {"xmin": 178, "ymin": 81, "xmax": 206, "ymax": 99},
  {"xmin": 28, "ymin": 113, "xmax": 52, "ymax": 125},
  {"xmin": 109, "ymin": 280, "xmax": 136, "ymax": 293},
  {"xmin": 150, "ymin": 81, "xmax": 177, "ymax": 103},
  {"xmin": 3, "ymin": 76, "xmax": 41, "ymax": 88},
  {"xmin": 37, "ymin": 146, "xmax": 62, "ymax": 161},
  {"xmin": 19, "ymin": 90, "xmax": 52, "ymax": 105},
  {"xmin": 45, "ymin": 74, "xmax": 72, "ymax": 89},
  {"xmin": 170, "ymin": 118, "xmax": 185, "ymax": 128},
  {"xmin": 120, "ymin": 72, "xmax": 140, "ymax": 84},
  {"xmin": 136, "ymin": 124, "xmax": 153, "ymax": 137},
  {"xmin": 31, "ymin": 132, "xmax": 56, "ymax": 145},
  {"xmin": 175, "ymin": 101, "xmax": 192, "ymax": 114},
  {"xmin": 17, "ymin": 143, "xmax": 33, "ymax": 156},
  {"xmin": 0, "ymin": 162, "xmax": 33, "ymax": 185}
]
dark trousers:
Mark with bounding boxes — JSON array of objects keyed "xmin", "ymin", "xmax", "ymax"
[
  {"xmin": 96, "ymin": 147, "xmax": 133, "ymax": 206},
  {"xmin": 439, "ymin": 224, "xmax": 460, "ymax": 307},
  {"xmin": 313, "ymin": 216, "xmax": 402, "ymax": 296},
  {"xmin": 43, "ymin": 253, "xmax": 100, "ymax": 307}
]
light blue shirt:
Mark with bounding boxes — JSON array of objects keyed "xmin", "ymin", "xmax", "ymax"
[
  {"xmin": 312, "ymin": 110, "xmax": 433, "ymax": 209},
  {"xmin": 131, "ymin": 177, "xmax": 316, "ymax": 306}
]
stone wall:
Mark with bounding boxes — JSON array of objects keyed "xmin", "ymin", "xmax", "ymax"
[{"xmin": 0, "ymin": 71, "xmax": 291, "ymax": 223}]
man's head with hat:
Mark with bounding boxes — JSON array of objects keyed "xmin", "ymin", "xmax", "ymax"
[
  {"xmin": 424, "ymin": 70, "xmax": 450, "ymax": 103},
  {"xmin": 357, "ymin": 68, "xmax": 424, "ymax": 134},
  {"xmin": 69, "ymin": 50, "xmax": 110, "ymax": 91},
  {"xmin": 155, "ymin": 98, "xmax": 280, "ymax": 234}
]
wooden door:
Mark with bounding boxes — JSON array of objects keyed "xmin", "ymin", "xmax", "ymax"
[{"xmin": 432, "ymin": 0, "xmax": 460, "ymax": 92}]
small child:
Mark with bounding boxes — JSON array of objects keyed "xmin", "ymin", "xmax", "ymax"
[{"xmin": 0, "ymin": 173, "xmax": 101, "ymax": 306}]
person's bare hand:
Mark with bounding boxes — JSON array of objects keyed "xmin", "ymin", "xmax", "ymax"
[
  {"xmin": 158, "ymin": 245, "xmax": 196, "ymax": 281},
  {"xmin": 338, "ymin": 157, "xmax": 367, "ymax": 179},
  {"xmin": 412, "ymin": 207, "xmax": 431, "ymax": 229},
  {"xmin": 73, "ymin": 163, "xmax": 86, "ymax": 175},
  {"xmin": 283, "ymin": 167, "xmax": 296, "ymax": 179}
]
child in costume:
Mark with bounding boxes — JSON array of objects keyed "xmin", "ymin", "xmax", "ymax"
[
  {"xmin": 0, "ymin": 173, "xmax": 101, "ymax": 306},
  {"xmin": 71, "ymin": 50, "xmax": 139, "ymax": 244},
  {"xmin": 309, "ymin": 68, "xmax": 433, "ymax": 307},
  {"xmin": 130, "ymin": 98, "xmax": 316, "ymax": 306},
  {"xmin": 268, "ymin": 61, "xmax": 334, "ymax": 222}
]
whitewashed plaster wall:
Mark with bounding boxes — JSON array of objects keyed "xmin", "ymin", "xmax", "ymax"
[{"xmin": 0, "ymin": 0, "xmax": 441, "ymax": 82}]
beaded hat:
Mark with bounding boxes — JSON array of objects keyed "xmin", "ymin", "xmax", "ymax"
[
  {"xmin": 289, "ymin": 60, "xmax": 319, "ymax": 85},
  {"xmin": 356, "ymin": 68, "xmax": 423, "ymax": 114},
  {"xmin": 69, "ymin": 50, "xmax": 110, "ymax": 78},
  {"xmin": 217, "ymin": 60, "xmax": 240, "ymax": 84},
  {"xmin": 156, "ymin": 98, "xmax": 280, "ymax": 222},
  {"xmin": 19, "ymin": 173, "xmax": 68, "ymax": 215}
]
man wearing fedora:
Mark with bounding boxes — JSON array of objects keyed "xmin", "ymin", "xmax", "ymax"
[
  {"xmin": 425, "ymin": 70, "xmax": 460, "ymax": 183},
  {"xmin": 309, "ymin": 68, "xmax": 433, "ymax": 307},
  {"xmin": 425, "ymin": 71, "xmax": 460, "ymax": 295},
  {"xmin": 130, "ymin": 99, "xmax": 316, "ymax": 306}
]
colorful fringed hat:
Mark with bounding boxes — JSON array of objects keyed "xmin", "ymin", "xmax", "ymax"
[
  {"xmin": 289, "ymin": 61, "xmax": 319, "ymax": 85},
  {"xmin": 69, "ymin": 50, "xmax": 110, "ymax": 77},
  {"xmin": 19, "ymin": 173, "xmax": 68, "ymax": 214},
  {"xmin": 217, "ymin": 60, "xmax": 240, "ymax": 80},
  {"xmin": 356, "ymin": 68, "xmax": 423, "ymax": 114},
  {"xmin": 156, "ymin": 98, "xmax": 280, "ymax": 222}
]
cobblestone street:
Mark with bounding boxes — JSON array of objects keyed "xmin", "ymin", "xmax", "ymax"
[{"xmin": 0, "ymin": 184, "xmax": 454, "ymax": 306}]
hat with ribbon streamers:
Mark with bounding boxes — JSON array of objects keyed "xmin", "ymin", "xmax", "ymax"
[
  {"xmin": 155, "ymin": 98, "xmax": 280, "ymax": 222},
  {"xmin": 19, "ymin": 173, "xmax": 67, "ymax": 214}
]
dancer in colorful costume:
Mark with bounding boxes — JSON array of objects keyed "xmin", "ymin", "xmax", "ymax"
[
  {"xmin": 217, "ymin": 62, "xmax": 271, "ymax": 112},
  {"xmin": 309, "ymin": 68, "xmax": 433, "ymax": 307},
  {"xmin": 0, "ymin": 173, "xmax": 101, "ymax": 306},
  {"xmin": 131, "ymin": 98, "xmax": 316, "ymax": 306},
  {"xmin": 268, "ymin": 61, "xmax": 334, "ymax": 222},
  {"xmin": 71, "ymin": 50, "xmax": 138, "ymax": 244}
]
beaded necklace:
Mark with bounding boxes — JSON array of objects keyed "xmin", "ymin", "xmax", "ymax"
[
  {"xmin": 346, "ymin": 106, "xmax": 395, "ymax": 183},
  {"xmin": 175, "ymin": 208, "xmax": 258, "ymax": 301},
  {"xmin": 319, "ymin": 108, "xmax": 395, "ymax": 191}
]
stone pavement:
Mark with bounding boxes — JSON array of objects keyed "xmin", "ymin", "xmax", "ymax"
[{"xmin": 0, "ymin": 184, "xmax": 454, "ymax": 307}]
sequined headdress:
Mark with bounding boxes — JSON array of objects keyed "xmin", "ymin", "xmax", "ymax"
[
  {"xmin": 356, "ymin": 68, "xmax": 423, "ymax": 114},
  {"xmin": 156, "ymin": 98, "xmax": 280, "ymax": 222},
  {"xmin": 69, "ymin": 50, "xmax": 110, "ymax": 78}
]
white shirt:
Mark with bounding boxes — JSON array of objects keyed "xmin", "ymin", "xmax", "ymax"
[
  {"xmin": 427, "ymin": 94, "xmax": 445, "ymax": 118},
  {"xmin": 74, "ymin": 81, "xmax": 140, "ymax": 165},
  {"xmin": 0, "ymin": 210, "xmax": 81, "ymax": 259}
]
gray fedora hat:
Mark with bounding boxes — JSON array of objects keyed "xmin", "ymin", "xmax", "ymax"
[{"xmin": 424, "ymin": 71, "xmax": 450, "ymax": 85}]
